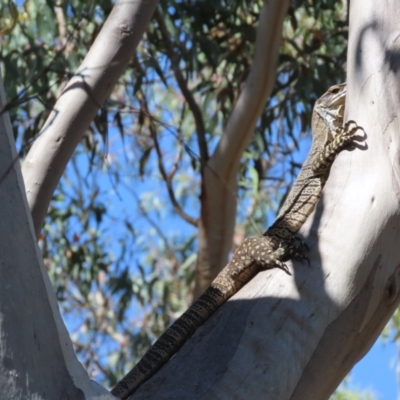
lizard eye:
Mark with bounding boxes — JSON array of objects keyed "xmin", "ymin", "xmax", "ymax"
[{"xmin": 330, "ymin": 86, "xmax": 340, "ymax": 94}]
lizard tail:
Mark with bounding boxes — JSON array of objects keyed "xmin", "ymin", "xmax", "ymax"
[{"xmin": 110, "ymin": 286, "xmax": 226, "ymax": 399}]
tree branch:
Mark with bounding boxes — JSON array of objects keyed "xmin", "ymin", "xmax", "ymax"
[
  {"xmin": 54, "ymin": 1, "xmax": 75, "ymax": 56},
  {"xmin": 154, "ymin": 8, "xmax": 209, "ymax": 169},
  {"xmin": 132, "ymin": 189, "xmax": 180, "ymax": 273},
  {"xmin": 22, "ymin": 0, "xmax": 159, "ymax": 238},
  {"xmin": 194, "ymin": 0, "xmax": 290, "ymax": 298},
  {"xmin": 0, "ymin": 72, "xmax": 112, "ymax": 399},
  {"xmin": 139, "ymin": 94, "xmax": 199, "ymax": 227}
]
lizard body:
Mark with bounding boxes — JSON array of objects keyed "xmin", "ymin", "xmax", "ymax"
[
  {"xmin": 265, "ymin": 83, "xmax": 358, "ymax": 243},
  {"xmin": 111, "ymin": 83, "xmax": 363, "ymax": 399}
]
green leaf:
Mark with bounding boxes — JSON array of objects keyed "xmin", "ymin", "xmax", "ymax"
[{"xmin": 0, "ymin": 1, "xmax": 18, "ymax": 35}]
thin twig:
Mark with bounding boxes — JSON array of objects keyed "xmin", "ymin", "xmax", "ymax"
[
  {"xmin": 154, "ymin": 8, "xmax": 209, "ymax": 171},
  {"xmin": 129, "ymin": 188, "xmax": 181, "ymax": 273},
  {"xmin": 139, "ymin": 93, "xmax": 198, "ymax": 227}
]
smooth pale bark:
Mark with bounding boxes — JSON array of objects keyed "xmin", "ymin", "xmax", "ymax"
[
  {"xmin": 194, "ymin": 0, "xmax": 289, "ymax": 299},
  {"xmin": 0, "ymin": 76, "xmax": 113, "ymax": 399},
  {"xmin": 22, "ymin": 0, "xmax": 158, "ymax": 238},
  {"xmin": 129, "ymin": 2, "xmax": 400, "ymax": 399}
]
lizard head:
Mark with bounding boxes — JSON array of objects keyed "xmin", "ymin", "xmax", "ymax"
[{"xmin": 312, "ymin": 83, "xmax": 347, "ymax": 134}]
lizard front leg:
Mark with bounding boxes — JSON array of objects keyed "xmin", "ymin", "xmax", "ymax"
[
  {"xmin": 312, "ymin": 120, "xmax": 364, "ymax": 174},
  {"xmin": 226, "ymin": 237, "xmax": 292, "ymax": 283}
]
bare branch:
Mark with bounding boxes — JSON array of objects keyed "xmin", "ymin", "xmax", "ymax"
[
  {"xmin": 22, "ymin": 0, "xmax": 159, "ymax": 238},
  {"xmin": 139, "ymin": 93, "xmax": 199, "ymax": 227},
  {"xmin": 54, "ymin": 1, "xmax": 75, "ymax": 56},
  {"xmin": 131, "ymin": 189, "xmax": 180, "ymax": 273},
  {"xmin": 194, "ymin": 0, "xmax": 290, "ymax": 297},
  {"xmin": 154, "ymin": 9, "xmax": 209, "ymax": 169}
]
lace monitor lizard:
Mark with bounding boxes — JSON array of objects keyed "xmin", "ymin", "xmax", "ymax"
[{"xmin": 110, "ymin": 82, "xmax": 363, "ymax": 399}]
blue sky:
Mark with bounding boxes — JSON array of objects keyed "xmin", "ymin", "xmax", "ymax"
[{"xmin": 351, "ymin": 338, "xmax": 398, "ymax": 399}]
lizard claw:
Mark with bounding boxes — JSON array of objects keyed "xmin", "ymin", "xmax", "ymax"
[{"xmin": 274, "ymin": 260, "xmax": 292, "ymax": 276}]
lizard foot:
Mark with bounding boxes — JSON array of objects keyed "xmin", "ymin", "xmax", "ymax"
[
  {"xmin": 271, "ymin": 245, "xmax": 292, "ymax": 275},
  {"xmin": 313, "ymin": 120, "xmax": 366, "ymax": 174},
  {"xmin": 243, "ymin": 237, "xmax": 292, "ymax": 275},
  {"xmin": 284, "ymin": 236, "xmax": 310, "ymax": 264}
]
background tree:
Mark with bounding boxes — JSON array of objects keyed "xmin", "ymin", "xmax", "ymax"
[{"xmin": 0, "ymin": 0, "xmax": 394, "ymax": 398}]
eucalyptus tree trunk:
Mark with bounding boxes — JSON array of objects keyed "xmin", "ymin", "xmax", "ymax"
[
  {"xmin": 127, "ymin": 1, "xmax": 400, "ymax": 398},
  {"xmin": 0, "ymin": 75, "xmax": 113, "ymax": 399}
]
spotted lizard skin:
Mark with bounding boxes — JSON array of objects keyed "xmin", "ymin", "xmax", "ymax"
[{"xmin": 110, "ymin": 83, "xmax": 363, "ymax": 399}]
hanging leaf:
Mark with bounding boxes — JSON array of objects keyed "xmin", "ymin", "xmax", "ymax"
[{"xmin": 0, "ymin": 1, "xmax": 18, "ymax": 35}]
